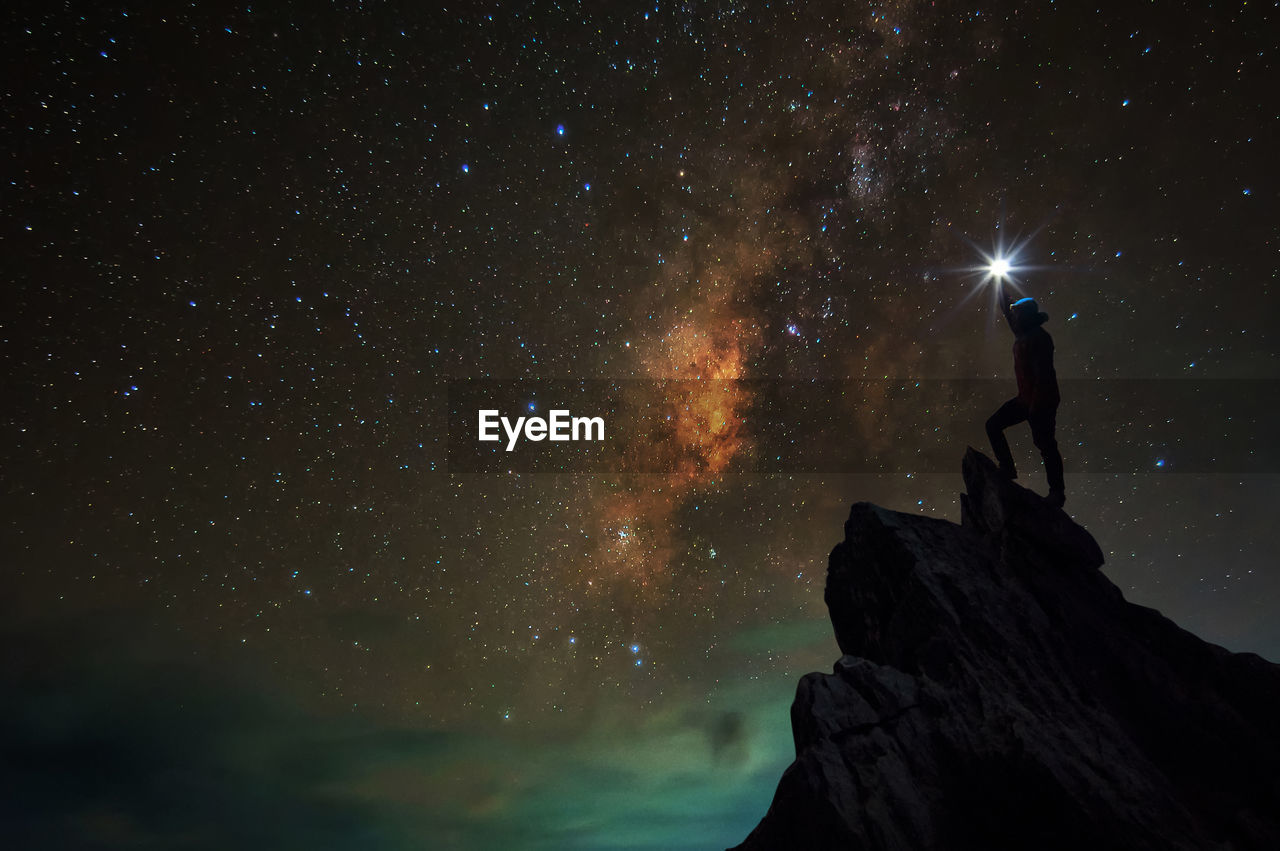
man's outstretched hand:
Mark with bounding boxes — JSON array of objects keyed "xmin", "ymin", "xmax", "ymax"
[{"xmin": 997, "ymin": 281, "xmax": 1013, "ymax": 321}]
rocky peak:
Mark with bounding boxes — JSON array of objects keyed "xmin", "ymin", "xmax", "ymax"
[{"xmin": 732, "ymin": 449, "xmax": 1280, "ymax": 850}]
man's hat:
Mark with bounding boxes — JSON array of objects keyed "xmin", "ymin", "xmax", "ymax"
[{"xmin": 1011, "ymin": 297, "xmax": 1049, "ymax": 326}]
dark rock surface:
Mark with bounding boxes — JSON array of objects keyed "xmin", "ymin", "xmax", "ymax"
[{"xmin": 731, "ymin": 448, "xmax": 1280, "ymax": 850}]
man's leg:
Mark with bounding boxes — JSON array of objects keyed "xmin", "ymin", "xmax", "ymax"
[
  {"xmin": 1030, "ymin": 409, "xmax": 1065, "ymax": 506},
  {"xmin": 985, "ymin": 398, "xmax": 1027, "ymax": 478}
]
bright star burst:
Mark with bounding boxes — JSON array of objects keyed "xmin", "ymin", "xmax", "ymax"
[
  {"xmin": 959, "ymin": 225, "xmax": 1048, "ymax": 293},
  {"xmin": 972, "ymin": 239, "xmax": 1029, "ymax": 287},
  {"xmin": 939, "ymin": 225, "xmax": 1052, "ymax": 325}
]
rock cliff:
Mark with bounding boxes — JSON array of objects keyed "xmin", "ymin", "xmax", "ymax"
[{"xmin": 732, "ymin": 449, "xmax": 1280, "ymax": 850}]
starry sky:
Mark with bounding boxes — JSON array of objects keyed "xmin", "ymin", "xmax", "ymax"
[{"xmin": 3, "ymin": 1, "xmax": 1277, "ymax": 848}]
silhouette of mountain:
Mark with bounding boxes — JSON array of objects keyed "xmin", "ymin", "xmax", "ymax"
[{"xmin": 732, "ymin": 449, "xmax": 1280, "ymax": 850}]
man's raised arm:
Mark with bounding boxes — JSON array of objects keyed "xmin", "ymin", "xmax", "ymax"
[{"xmin": 997, "ymin": 281, "xmax": 1015, "ymax": 332}]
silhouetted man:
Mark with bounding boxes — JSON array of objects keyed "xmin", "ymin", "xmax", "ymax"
[{"xmin": 986, "ymin": 281, "xmax": 1066, "ymax": 508}]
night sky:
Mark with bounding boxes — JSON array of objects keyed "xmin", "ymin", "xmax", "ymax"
[{"xmin": 3, "ymin": 2, "xmax": 1278, "ymax": 848}]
